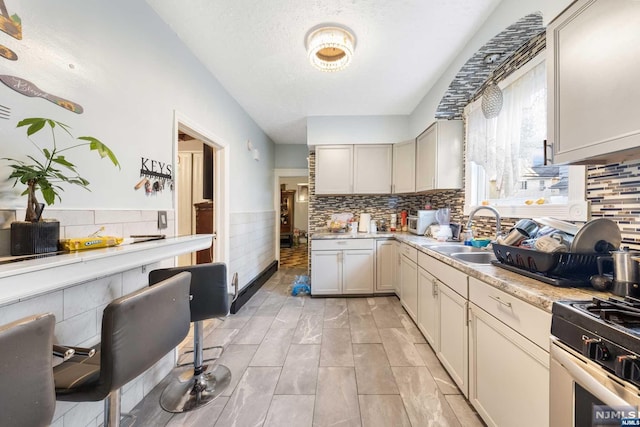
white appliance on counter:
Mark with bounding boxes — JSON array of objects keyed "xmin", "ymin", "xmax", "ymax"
[{"xmin": 407, "ymin": 210, "xmax": 436, "ymax": 235}]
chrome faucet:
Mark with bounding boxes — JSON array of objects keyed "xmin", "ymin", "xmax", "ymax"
[{"xmin": 466, "ymin": 206, "xmax": 502, "ymax": 239}]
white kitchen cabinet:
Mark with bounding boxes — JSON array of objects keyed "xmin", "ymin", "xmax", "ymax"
[
  {"xmin": 417, "ymin": 266, "xmax": 439, "ymax": 349},
  {"xmin": 392, "ymin": 140, "xmax": 416, "ymax": 194},
  {"xmin": 438, "ymin": 283, "xmax": 468, "ymax": 397},
  {"xmin": 310, "ymin": 250, "xmax": 342, "ymax": 294},
  {"xmin": 394, "ymin": 241, "xmax": 401, "ymax": 297},
  {"xmin": 547, "ymin": 0, "xmax": 640, "ymax": 165},
  {"xmin": 311, "ymin": 239, "xmax": 374, "ymax": 295},
  {"xmin": 399, "ymin": 244, "xmax": 418, "ymax": 321},
  {"xmin": 417, "ymin": 252, "xmax": 469, "ymax": 396},
  {"xmin": 375, "ymin": 240, "xmax": 396, "ymax": 293},
  {"xmin": 469, "ymin": 277, "xmax": 550, "ymax": 427},
  {"xmin": 315, "ymin": 145, "xmax": 353, "ymax": 194},
  {"xmin": 415, "ymin": 120, "xmax": 463, "ymax": 191},
  {"xmin": 354, "ymin": 145, "xmax": 392, "ymax": 194},
  {"xmin": 343, "ymin": 250, "xmax": 374, "ymax": 294}
]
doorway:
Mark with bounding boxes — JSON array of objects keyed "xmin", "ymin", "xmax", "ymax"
[
  {"xmin": 174, "ymin": 112, "xmax": 229, "ymax": 269},
  {"xmin": 274, "ymin": 169, "xmax": 309, "ymax": 270}
]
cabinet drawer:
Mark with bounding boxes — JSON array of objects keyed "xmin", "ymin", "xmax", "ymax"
[
  {"xmin": 312, "ymin": 239, "xmax": 374, "ymax": 251},
  {"xmin": 418, "ymin": 252, "xmax": 467, "ymax": 297},
  {"xmin": 469, "ymin": 277, "xmax": 551, "ymax": 351},
  {"xmin": 399, "ymin": 244, "xmax": 418, "ymax": 263}
]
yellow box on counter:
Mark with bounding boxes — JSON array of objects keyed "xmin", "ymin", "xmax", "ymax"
[{"xmin": 59, "ymin": 236, "xmax": 123, "ymax": 251}]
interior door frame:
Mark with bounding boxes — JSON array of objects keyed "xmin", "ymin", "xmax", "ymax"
[
  {"xmin": 273, "ymin": 168, "xmax": 308, "ymax": 263},
  {"xmin": 174, "ymin": 111, "xmax": 229, "ymax": 271}
]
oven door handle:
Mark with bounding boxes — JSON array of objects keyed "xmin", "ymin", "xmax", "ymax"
[{"xmin": 551, "ymin": 343, "xmax": 631, "ymax": 408}]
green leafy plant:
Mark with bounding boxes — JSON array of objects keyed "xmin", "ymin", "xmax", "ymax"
[{"xmin": 3, "ymin": 117, "xmax": 120, "ymax": 222}]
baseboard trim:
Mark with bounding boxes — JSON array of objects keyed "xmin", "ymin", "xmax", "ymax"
[{"xmin": 230, "ymin": 260, "xmax": 278, "ymax": 314}]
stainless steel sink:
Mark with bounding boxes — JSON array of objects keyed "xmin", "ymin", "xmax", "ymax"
[
  {"xmin": 427, "ymin": 245, "xmax": 486, "ymax": 254},
  {"xmin": 450, "ymin": 251, "xmax": 497, "ymax": 264}
]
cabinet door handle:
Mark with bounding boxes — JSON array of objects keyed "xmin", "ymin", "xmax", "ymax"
[
  {"xmin": 489, "ymin": 294, "xmax": 512, "ymax": 308},
  {"xmin": 338, "ymin": 252, "xmax": 343, "ymax": 263},
  {"xmin": 337, "ymin": 240, "xmax": 347, "ymax": 245},
  {"xmin": 431, "ymin": 279, "xmax": 438, "ymax": 297},
  {"xmin": 467, "ymin": 305, "xmax": 472, "ymax": 325},
  {"xmin": 543, "ymin": 139, "xmax": 554, "ymax": 165}
]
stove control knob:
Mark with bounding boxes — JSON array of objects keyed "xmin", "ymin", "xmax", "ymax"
[
  {"xmin": 582, "ymin": 338, "xmax": 610, "ymax": 361},
  {"xmin": 615, "ymin": 355, "xmax": 640, "ymax": 381}
]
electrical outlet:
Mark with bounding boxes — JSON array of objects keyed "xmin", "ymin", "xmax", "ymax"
[{"xmin": 158, "ymin": 211, "xmax": 167, "ymax": 229}]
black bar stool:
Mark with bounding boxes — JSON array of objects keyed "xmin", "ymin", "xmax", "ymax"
[
  {"xmin": 149, "ymin": 263, "xmax": 238, "ymax": 413},
  {"xmin": 0, "ymin": 313, "xmax": 56, "ymax": 427},
  {"xmin": 53, "ymin": 271, "xmax": 192, "ymax": 427}
]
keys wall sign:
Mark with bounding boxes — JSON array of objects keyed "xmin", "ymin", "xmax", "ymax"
[{"xmin": 135, "ymin": 157, "xmax": 173, "ymax": 194}]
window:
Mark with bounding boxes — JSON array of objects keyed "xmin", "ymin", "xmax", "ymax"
[{"xmin": 464, "ymin": 53, "xmax": 588, "ymax": 221}]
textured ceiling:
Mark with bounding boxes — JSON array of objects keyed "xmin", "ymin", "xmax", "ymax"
[{"xmin": 147, "ymin": 0, "xmax": 502, "ymax": 144}]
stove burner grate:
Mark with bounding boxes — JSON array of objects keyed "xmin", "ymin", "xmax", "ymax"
[{"xmin": 578, "ymin": 296, "xmax": 640, "ymax": 326}]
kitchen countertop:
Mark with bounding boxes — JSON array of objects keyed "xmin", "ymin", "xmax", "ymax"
[{"xmin": 311, "ymin": 231, "xmax": 609, "ymax": 312}]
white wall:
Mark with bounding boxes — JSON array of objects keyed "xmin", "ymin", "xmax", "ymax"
[
  {"xmin": 0, "ymin": 0, "xmax": 276, "ymax": 289},
  {"xmin": 0, "ymin": 0, "xmax": 274, "ymax": 213},
  {"xmin": 307, "ymin": 115, "xmax": 410, "ymax": 146},
  {"xmin": 275, "ymin": 144, "xmax": 309, "ymax": 169}
]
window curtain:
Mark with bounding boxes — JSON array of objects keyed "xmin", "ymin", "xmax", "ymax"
[{"xmin": 466, "ymin": 61, "xmax": 546, "ymax": 200}]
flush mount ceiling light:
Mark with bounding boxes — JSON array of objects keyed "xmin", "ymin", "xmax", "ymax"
[{"xmin": 306, "ymin": 25, "xmax": 356, "ymax": 72}]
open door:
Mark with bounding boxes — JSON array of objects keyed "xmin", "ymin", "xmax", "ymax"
[{"xmin": 174, "ymin": 112, "xmax": 228, "ymax": 269}]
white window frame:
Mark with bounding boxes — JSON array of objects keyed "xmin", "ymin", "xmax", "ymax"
[{"xmin": 463, "ymin": 52, "xmax": 589, "ymax": 222}]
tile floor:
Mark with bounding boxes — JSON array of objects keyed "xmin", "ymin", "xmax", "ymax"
[{"xmin": 130, "ymin": 267, "xmax": 484, "ymax": 426}]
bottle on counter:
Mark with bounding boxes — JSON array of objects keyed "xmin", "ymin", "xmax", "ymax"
[
  {"xmin": 401, "ymin": 210, "xmax": 408, "ymax": 232},
  {"xmin": 463, "ymin": 228, "xmax": 474, "ymax": 246}
]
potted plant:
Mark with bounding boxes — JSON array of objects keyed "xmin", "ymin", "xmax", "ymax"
[{"xmin": 3, "ymin": 117, "xmax": 120, "ymax": 255}]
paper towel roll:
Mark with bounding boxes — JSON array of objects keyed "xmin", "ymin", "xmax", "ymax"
[{"xmin": 359, "ymin": 214, "xmax": 371, "ymax": 232}]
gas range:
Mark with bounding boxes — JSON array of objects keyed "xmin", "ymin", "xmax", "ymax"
[{"xmin": 552, "ymin": 297, "xmax": 640, "ymax": 387}]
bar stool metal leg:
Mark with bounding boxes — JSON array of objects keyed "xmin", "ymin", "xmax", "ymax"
[{"xmin": 159, "ymin": 320, "xmax": 231, "ymax": 413}]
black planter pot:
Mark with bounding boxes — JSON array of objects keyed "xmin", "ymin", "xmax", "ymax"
[{"xmin": 10, "ymin": 220, "xmax": 60, "ymax": 256}]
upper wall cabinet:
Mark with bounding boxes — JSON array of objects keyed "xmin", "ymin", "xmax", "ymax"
[
  {"xmin": 547, "ymin": 0, "xmax": 640, "ymax": 165},
  {"xmin": 353, "ymin": 145, "xmax": 393, "ymax": 194},
  {"xmin": 316, "ymin": 144, "xmax": 392, "ymax": 194},
  {"xmin": 393, "ymin": 140, "xmax": 416, "ymax": 194},
  {"xmin": 415, "ymin": 120, "xmax": 463, "ymax": 192},
  {"xmin": 315, "ymin": 145, "xmax": 353, "ymax": 194}
]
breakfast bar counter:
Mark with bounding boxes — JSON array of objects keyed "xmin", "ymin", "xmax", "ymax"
[{"xmin": 0, "ymin": 234, "xmax": 213, "ymax": 307}]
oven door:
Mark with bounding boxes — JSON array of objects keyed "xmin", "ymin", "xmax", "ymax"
[{"xmin": 550, "ymin": 337, "xmax": 640, "ymax": 427}]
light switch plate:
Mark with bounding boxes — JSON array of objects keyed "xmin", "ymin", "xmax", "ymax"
[{"xmin": 158, "ymin": 211, "xmax": 167, "ymax": 229}]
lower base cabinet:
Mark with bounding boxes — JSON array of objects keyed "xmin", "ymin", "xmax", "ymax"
[
  {"xmin": 469, "ymin": 306, "xmax": 549, "ymax": 427},
  {"xmin": 311, "ymin": 239, "xmax": 374, "ymax": 295},
  {"xmin": 438, "ymin": 284, "xmax": 468, "ymax": 397},
  {"xmin": 375, "ymin": 240, "xmax": 396, "ymax": 293},
  {"xmin": 399, "ymin": 244, "xmax": 418, "ymax": 321},
  {"xmin": 417, "ymin": 252, "xmax": 469, "ymax": 397},
  {"xmin": 469, "ymin": 277, "xmax": 550, "ymax": 426},
  {"xmin": 417, "ymin": 267, "xmax": 439, "ymax": 348}
]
